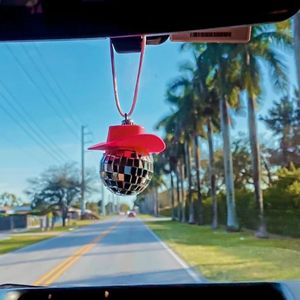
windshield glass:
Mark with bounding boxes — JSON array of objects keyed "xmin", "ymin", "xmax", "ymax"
[{"xmin": 0, "ymin": 15, "xmax": 300, "ymax": 286}]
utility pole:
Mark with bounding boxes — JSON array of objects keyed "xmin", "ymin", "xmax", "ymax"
[
  {"xmin": 81, "ymin": 125, "xmax": 92, "ymax": 217},
  {"xmin": 81, "ymin": 126, "xmax": 85, "ymax": 216},
  {"xmin": 101, "ymin": 181, "xmax": 106, "ymax": 216}
]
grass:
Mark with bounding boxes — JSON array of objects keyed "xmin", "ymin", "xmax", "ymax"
[
  {"xmin": 138, "ymin": 214, "xmax": 171, "ymax": 220},
  {"xmin": 138, "ymin": 214, "xmax": 157, "ymax": 220},
  {"xmin": 147, "ymin": 220, "xmax": 300, "ymax": 282},
  {"xmin": 23, "ymin": 219, "xmax": 100, "ymax": 234},
  {"xmin": 0, "ymin": 234, "xmax": 55, "ymax": 255}
]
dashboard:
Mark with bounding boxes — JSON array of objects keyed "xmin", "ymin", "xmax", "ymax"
[{"xmin": 1, "ymin": 282, "xmax": 300, "ymax": 300}]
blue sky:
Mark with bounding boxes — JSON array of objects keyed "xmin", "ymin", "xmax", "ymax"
[{"xmin": 0, "ymin": 34, "xmax": 297, "ymax": 201}]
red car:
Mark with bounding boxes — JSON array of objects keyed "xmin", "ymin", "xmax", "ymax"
[{"xmin": 127, "ymin": 211, "xmax": 137, "ymax": 218}]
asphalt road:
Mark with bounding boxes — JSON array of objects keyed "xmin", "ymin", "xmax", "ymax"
[{"xmin": 0, "ymin": 217, "xmax": 202, "ymax": 286}]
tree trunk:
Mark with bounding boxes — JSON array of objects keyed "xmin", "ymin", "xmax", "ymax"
[
  {"xmin": 247, "ymin": 95, "xmax": 268, "ymax": 238},
  {"xmin": 262, "ymin": 155, "xmax": 272, "ymax": 187},
  {"xmin": 207, "ymin": 117, "xmax": 218, "ymax": 229},
  {"xmin": 220, "ymin": 98, "xmax": 239, "ymax": 231},
  {"xmin": 153, "ymin": 190, "xmax": 156, "ymax": 217},
  {"xmin": 155, "ymin": 188, "xmax": 159, "ymax": 216},
  {"xmin": 185, "ymin": 141, "xmax": 195, "ymax": 224},
  {"xmin": 176, "ymin": 171, "xmax": 181, "ymax": 221},
  {"xmin": 281, "ymin": 128, "xmax": 290, "ymax": 167},
  {"xmin": 194, "ymin": 135, "xmax": 204, "ymax": 225},
  {"xmin": 295, "ymin": 12, "xmax": 300, "ymax": 89},
  {"xmin": 51, "ymin": 213, "xmax": 55, "ymax": 229},
  {"xmin": 170, "ymin": 171, "xmax": 176, "ymax": 220},
  {"xmin": 152, "ymin": 188, "xmax": 159, "ymax": 217},
  {"xmin": 62, "ymin": 206, "xmax": 66, "ymax": 227},
  {"xmin": 179, "ymin": 160, "xmax": 186, "ymax": 223},
  {"xmin": 46, "ymin": 214, "xmax": 50, "ymax": 230}
]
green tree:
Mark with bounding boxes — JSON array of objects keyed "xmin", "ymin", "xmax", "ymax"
[
  {"xmin": 144, "ymin": 156, "xmax": 166, "ymax": 217},
  {"xmin": 192, "ymin": 44, "xmax": 242, "ymax": 231},
  {"xmin": 223, "ymin": 24, "xmax": 292, "ymax": 237},
  {"xmin": 27, "ymin": 164, "xmax": 95, "ymax": 226},
  {"xmin": 158, "ymin": 80, "xmax": 205, "ymax": 224},
  {"xmin": 184, "ymin": 53, "xmax": 221, "ymax": 228},
  {"xmin": 162, "ymin": 43, "xmax": 241, "ymax": 229},
  {"xmin": 0, "ymin": 192, "xmax": 20, "ymax": 207},
  {"xmin": 208, "ymin": 45, "xmax": 241, "ymax": 231},
  {"xmin": 119, "ymin": 203, "xmax": 130, "ymax": 213},
  {"xmin": 264, "ymin": 164, "xmax": 300, "ymax": 209},
  {"xmin": 261, "ymin": 95, "xmax": 296, "ymax": 167},
  {"xmin": 156, "ymin": 111, "xmax": 186, "ymax": 222}
]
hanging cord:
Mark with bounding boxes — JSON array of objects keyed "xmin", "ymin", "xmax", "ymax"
[{"xmin": 110, "ymin": 36, "xmax": 146, "ymax": 119}]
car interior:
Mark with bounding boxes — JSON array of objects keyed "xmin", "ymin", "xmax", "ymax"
[{"xmin": 0, "ymin": 0, "xmax": 300, "ymax": 299}]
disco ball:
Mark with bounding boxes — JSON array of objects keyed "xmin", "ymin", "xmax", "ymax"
[{"xmin": 100, "ymin": 150, "xmax": 153, "ymax": 196}]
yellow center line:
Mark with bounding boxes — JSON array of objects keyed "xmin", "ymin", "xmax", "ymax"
[{"xmin": 33, "ymin": 219, "xmax": 122, "ymax": 286}]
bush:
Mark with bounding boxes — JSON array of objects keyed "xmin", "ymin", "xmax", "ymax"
[
  {"xmin": 165, "ymin": 165, "xmax": 300, "ymax": 237},
  {"xmin": 198, "ymin": 185, "xmax": 300, "ymax": 237},
  {"xmin": 264, "ymin": 166, "xmax": 300, "ymax": 209}
]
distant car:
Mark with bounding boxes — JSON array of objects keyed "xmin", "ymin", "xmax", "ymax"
[{"xmin": 127, "ymin": 211, "xmax": 137, "ymax": 218}]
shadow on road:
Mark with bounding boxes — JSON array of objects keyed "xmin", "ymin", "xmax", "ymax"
[
  {"xmin": 52, "ymin": 267, "xmax": 198, "ymax": 286},
  {"xmin": 0, "ymin": 246, "xmax": 163, "ymax": 268},
  {"xmin": 0, "ymin": 219, "xmax": 159, "ymax": 267}
]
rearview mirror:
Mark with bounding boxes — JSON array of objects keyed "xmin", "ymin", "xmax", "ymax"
[{"xmin": 0, "ymin": 0, "xmax": 298, "ymax": 41}]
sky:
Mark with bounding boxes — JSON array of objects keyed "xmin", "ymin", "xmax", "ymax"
[{"xmin": 0, "ymin": 31, "xmax": 297, "ymax": 203}]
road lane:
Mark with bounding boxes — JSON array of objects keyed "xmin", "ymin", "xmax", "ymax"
[
  {"xmin": 0, "ymin": 217, "xmax": 202, "ymax": 286},
  {"xmin": 0, "ymin": 217, "xmax": 119, "ymax": 285}
]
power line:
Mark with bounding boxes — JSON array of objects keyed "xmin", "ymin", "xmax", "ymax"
[
  {"xmin": 80, "ymin": 125, "xmax": 93, "ymax": 215},
  {"xmin": 32, "ymin": 44, "xmax": 96, "ymax": 143},
  {"xmin": 0, "ymin": 99, "xmax": 62, "ymax": 164},
  {"xmin": 22, "ymin": 44, "xmax": 81, "ymax": 130},
  {"xmin": 0, "ymin": 80, "xmax": 72, "ymax": 162},
  {"xmin": 5, "ymin": 44, "xmax": 79, "ymax": 140},
  {"xmin": 33, "ymin": 43, "xmax": 84, "ymax": 127},
  {"xmin": 1, "ymin": 133, "xmax": 45, "ymax": 166}
]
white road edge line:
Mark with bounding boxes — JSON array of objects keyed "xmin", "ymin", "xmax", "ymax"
[{"xmin": 140, "ymin": 219, "xmax": 203, "ymax": 283}]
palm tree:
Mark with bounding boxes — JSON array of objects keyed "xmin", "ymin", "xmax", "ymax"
[
  {"xmin": 162, "ymin": 133, "xmax": 180, "ymax": 221},
  {"xmin": 158, "ymin": 80, "xmax": 204, "ymax": 224},
  {"xmin": 294, "ymin": 12, "xmax": 300, "ymax": 88},
  {"xmin": 210, "ymin": 46, "xmax": 241, "ymax": 231},
  {"xmin": 156, "ymin": 107, "xmax": 186, "ymax": 222},
  {"xmin": 234, "ymin": 24, "xmax": 292, "ymax": 237},
  {"xmin": 181, "ymin": 43, "xmax": 241, "ymax": 231},
  {"xmin": 169, "ymin": 81, "xmax": 205, "ymax": 224},
  {"xmin": 202, "ymin": 97, "xmax": 220, "ymax": 229},
  {"xmin": 261, "ymin": 95, "xmax": 295, "ymax": 167},
  {"xmin": 148, "ymin": 157, "xmax": 166, "ymax": 217},
  {"xmin": 192, "ymin": 55, "xmax": 220, "ymax": 228}
]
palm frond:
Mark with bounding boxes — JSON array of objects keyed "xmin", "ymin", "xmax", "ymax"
[{"xmin": 262, "ymin": 49, "xmax": 289, "ymax": 91}]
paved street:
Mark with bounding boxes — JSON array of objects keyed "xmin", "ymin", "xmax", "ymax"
[{"xmin": 0, "ymin": 217, "xmax": 201, "ymax": 286}]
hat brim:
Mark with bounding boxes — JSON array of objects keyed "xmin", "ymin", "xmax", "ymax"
[{"xmin": 88, "ymin": 134, "xmax": 165, "ymax": 154}]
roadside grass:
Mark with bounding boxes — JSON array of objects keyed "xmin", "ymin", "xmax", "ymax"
[
  {"xmin": 138, "ymin": 214, "xmax": 156, "ymax": 220},
  {"xmin": 23, "ymin": 219, "xmax": 101, "ymax": 234},
  {"xmin": 147, "ymin": 220, "xmax": 300, "ymax": 282},
  {"xmin": 138, "ymin": 214, "xmax": 171, "ymax": 220},
  {"xmin": 0, "ymin": 235, "xmax": 55, "ymax": 255}
]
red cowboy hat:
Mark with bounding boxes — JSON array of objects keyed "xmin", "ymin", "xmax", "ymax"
[{"xmin": 88, "ymin": 124, "xmax": 166, "ymax": 154}]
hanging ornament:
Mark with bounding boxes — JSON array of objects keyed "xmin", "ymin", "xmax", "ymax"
[{"xmin": 88, "ymin": 36, "xmax": 166, "ymax": 196}]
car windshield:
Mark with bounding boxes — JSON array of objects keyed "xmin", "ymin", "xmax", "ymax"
[{"xmin": 0, "ymin": 14, "xmax": 300, "ymax": 286}]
